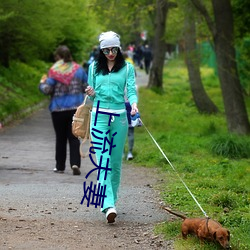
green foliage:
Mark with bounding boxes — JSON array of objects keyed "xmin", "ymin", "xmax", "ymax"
[
  {"xmin": 236, "ymin": 37, "xmax": 250, "ymax": 95},
  {"xmin": 129, "ymin": 58, "xmax": 250, "ymax": 249},
  {"xmin": 165, "ymin": 2, "xmax": 184, "ymax": 44},
  {"xmin": 210, "ymin": 134, "xmax": 250, "ymax": 159},
  {"xmin": 210, "ymin": 191, "xmax": 238, "ymax": 209},
  {"xmin": 91, "ymin": 0, "xmax": 155, "ymax": 46},
  {"xmin": 154, "ymin": 221, "xmax": 181, "ymax": 240},
  {"xmin": 232, "ymin": 0, "xmax": 250, "ymax": 39},
  {"xmin": 0, "ymin": 60, "xmax": 49, "ymax": 122},
  {"xmin": 0, "ymin": 0, "xmax": 100, "ymax": 66},
  {"xmin": 165, "ymin": 0, "xmax": 213, "ymax": 45}
]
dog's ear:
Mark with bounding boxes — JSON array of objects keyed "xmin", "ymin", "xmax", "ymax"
[
  {"xmin": 227, "ymin": 230, "xmax": 230, "ymax": 240},
  {"xmin": 213, "ymin": 231, "xmax": 217, "ymax": 240}
]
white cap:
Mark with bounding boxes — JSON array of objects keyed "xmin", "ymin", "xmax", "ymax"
[{"xmin": 99, "ymin": 31, "xmax": 121, "ymax": 49}]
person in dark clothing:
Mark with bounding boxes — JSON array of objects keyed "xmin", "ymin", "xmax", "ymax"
[
  {"xmin": 88, "ymin": 46, "xmax": 99, "ymax": 64},
  {"xmin": 143, "ymin": 44, "xmax": 152, "ymax": 74},
  {"xmin": 134, "ymin": 45, "xmax": 144, "ymax": 69},
  {"xmin": 84, "ymin": 46, "xmax": 100, "ymax": 73}
]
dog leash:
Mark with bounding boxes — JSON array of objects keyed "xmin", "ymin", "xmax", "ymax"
[{"xmin": 139, "ymin": 118, "xmax": 209, "ymax": 218}]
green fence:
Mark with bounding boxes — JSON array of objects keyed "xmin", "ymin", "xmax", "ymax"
[
  {"xmin": 198, "ymin": 39, "xmax": 250, "ymax": 95},
  {"xmin": 198, "ymin": 41, "xmax": 217, "ymax": 74}
]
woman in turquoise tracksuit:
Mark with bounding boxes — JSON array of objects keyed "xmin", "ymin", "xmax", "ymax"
[{"xmin": 86, "ymin": 31, "xmax": 138, "ymax": 223}]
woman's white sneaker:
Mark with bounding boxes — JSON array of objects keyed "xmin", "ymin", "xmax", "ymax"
[{"xmin": 106, "ymin": 208, "xmax": 117, "ymax": 223}]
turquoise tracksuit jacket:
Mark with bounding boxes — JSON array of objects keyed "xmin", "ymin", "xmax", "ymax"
[{"xmin": 87, "ymin": 62, "xmax": 138, "ymax": 109}]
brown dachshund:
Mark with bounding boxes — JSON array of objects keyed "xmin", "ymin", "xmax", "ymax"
[{"xmin": 163, "ymin": 207, "xmax": 231, "ymax": 249}]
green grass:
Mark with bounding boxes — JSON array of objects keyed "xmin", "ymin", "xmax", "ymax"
[
  {"xmin": 128, "ymin": 58, "xmax": 250, "ymax": 250},
  {"xmin": 0, "ymin": 60, "xmax": 50, "ymax": 123}
]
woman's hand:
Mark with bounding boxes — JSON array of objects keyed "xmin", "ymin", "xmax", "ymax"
[
  {"xmin": 85, "ymin": 86, "xmax": 95, "ymax": 97},
  {"xmin": 131, "ymin": 103, "xmax": 138, "ymax": 116},
  {"xmin": 40, "ymin": 74, "xmax": 47, "ymax": 83}
]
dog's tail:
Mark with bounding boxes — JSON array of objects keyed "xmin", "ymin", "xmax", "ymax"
[{"xmin": 162, "ymin": 206, "xmax": 187, "ymax": 220}]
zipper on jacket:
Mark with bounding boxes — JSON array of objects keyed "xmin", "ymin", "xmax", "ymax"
[{"xmin": 108, "ymin": 72, "xmax": 111, "ymax": 108}]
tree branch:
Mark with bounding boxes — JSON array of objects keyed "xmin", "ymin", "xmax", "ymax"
[{"xmin": 190, "ymin": 0, "xmax": 216, "ymax": 37}]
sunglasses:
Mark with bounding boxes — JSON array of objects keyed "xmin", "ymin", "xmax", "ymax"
[{"xmin": 102, "ymin": 47, "xmax": 119, "ymax": 55}]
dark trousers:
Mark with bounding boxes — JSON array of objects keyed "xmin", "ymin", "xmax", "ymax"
[
  {"xmin": 125, "ymin": 102, "xmax": 134, "ymax": 153},
  {"xmin": 51, "ymin": 110, "xmax": 80, "ymax": 171},
  {"xmin": 127, "ymin": 127, "xmax": 134, "ymax": 152},
  {"xmin": 144, "ymin": 59, "xmax": 151, "ymax": 74}
]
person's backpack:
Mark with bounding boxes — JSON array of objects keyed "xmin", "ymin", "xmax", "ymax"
[{"xmin": 72, "ymin": 95, "xmax": 93, "ymax": 158}]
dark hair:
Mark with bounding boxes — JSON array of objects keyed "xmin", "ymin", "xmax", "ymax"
[
  {"xmin": 95, "ymin": 48, "xmax": 126, "ymax": 75},
  {"xmin": 54, "ymin": 45, "xmax": 73, "ymax": 63}
]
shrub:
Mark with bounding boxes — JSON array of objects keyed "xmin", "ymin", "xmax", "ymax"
[
  {"xmin": 210, "ymin": 135, "xmax": 250, "ymax": 159},
  {"xmin": 210, "ymin": 191, "xmax": 237, "ymax": 209}
]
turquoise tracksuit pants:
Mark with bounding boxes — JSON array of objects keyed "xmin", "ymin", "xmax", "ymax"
[{"xmin": 90, "ymin": 109, "xmax": 128, "ymax": 212}]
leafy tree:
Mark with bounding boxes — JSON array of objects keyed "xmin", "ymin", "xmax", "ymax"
[
  {"xmin": 0, "ymin": 0, "xmax": 58, "ymax": 66},
  {"xmin": 190, "ymin": 0, "xmax": 250, "ymax": 134},
  {"xmin": 183, "ymin": 1, "xmax": 218, "ymax": 114},
  {"xmin": 90, "ymin": 0, "xmax": 155, "ymax": 47},
  {"xmin": 164, "ymin": 1, "xmax": 184, "ymax": 44},
  {"xmin": 0, "ymin": 0, "xmax": 99, "ymax": 67},
  {"xmin": 148, "ymin": 0, "xmax": 177, "ymax": 89}
]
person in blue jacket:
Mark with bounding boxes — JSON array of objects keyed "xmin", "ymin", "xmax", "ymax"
[
  {"xmin": 85, "ymin": 31, "xmax": 138, "ymax": 223},
  {"xmin": 39, "ymin": 45, "xmax": 88, "ymax": 175}
]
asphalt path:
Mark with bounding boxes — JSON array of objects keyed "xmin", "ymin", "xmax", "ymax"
[{"xmin": 0, "ymin": 69, "xmax": 172, "ymax": 249}]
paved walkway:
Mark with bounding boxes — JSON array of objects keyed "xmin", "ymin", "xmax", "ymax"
[
  {"xmin": 135, "ymin": 68, "xmax": 149, "ymax": 87},
  {"xmin": 0, "ymin": 70, "xmax": 173, "ymax": 249},
  {"xmin": 0, "ymin": 106, "xmax": 164, "ymax": 225}
]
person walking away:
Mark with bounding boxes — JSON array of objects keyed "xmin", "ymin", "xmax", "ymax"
[
  {"xmin": 143, "ymin": 44, "xmax": 152, "ymax": 74},
  {"xmin": 87, "ymin": 46, "xmax": 99, "ymax": 71},
  {"xmin": 85, "ymin": 31, "xmax": 138, "ymax": 223},
  {"xmin": 39, "ymin": 45, "xmax": 88, "ymax": 175},
  {"xmin": 134, "ymin": 44, "xmax": 144, "ymax": 69}
]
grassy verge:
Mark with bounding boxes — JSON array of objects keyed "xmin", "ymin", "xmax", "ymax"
[
  {"xmin": 0, "ymin": 60, "xmax": 50, "ymax": 125},
  {"xmin": 128, "ymin": 59, "xmax": 250, "ymax": 250}
]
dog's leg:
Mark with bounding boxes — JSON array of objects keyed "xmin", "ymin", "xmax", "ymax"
[{"xmin": 181, "ymin": 231, "xmax": 188, "ymax": 240}]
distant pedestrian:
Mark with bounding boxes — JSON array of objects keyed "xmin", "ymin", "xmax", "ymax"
[
  {"xmin": 87, "ymin": 46, "xmax": 99, "ymax": 69},
  {"xmin": 143, "ymin": 44, "xmax": 152, "ymax": 74},
  {"xmin": 134, "ymin": 44, "xmax": 144, "ymax": 69},
  {"xmin": 39, "ymin": 45, "xmax": 88, "ymax": 175}
]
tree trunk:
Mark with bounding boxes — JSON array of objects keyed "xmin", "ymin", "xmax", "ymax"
[
  {"xmin": 212, "ymin": 0, "xmax": 250, "ymax": 134},
  {"xmin": 191, "ymin": 0, "xmax": 250, "ymax": 134},
  {"xmin": 184, "ymin": 4, "xmax": 218, "ymax": 114},
  {"xmin": 147, "ymin": 0, "xmax": 169, "ymax": 89}
]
